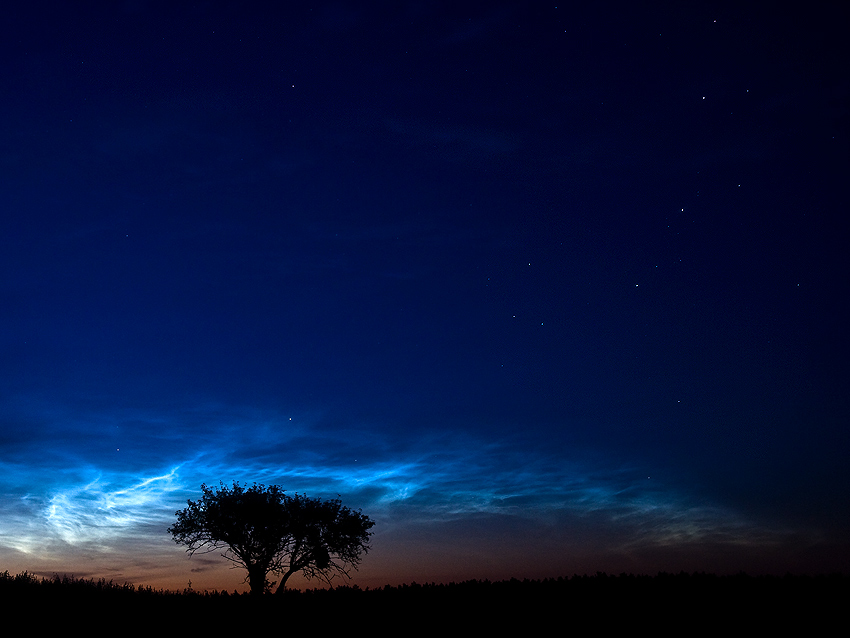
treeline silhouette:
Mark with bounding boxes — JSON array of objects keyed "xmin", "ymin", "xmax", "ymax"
[{"xmin": 4, "ymin": 570, "xmax": 845, "ymax": 631}]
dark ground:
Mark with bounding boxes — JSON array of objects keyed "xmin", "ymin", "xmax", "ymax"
[{"xmin": 4, "ymin": 571, "xmax": 845, "ymax": 632}]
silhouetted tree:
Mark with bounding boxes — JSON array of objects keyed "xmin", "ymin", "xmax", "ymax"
[
  {"xmin": 272, "ymin": 492, "xmax": 375, "ymax": 593},
  {"xmin": 168, "ymin": 483, "xmax": 288, "ymax": 595},
  {"xmin": 168, "ymin": 482, "xmax": 374, "ymax": 595}
]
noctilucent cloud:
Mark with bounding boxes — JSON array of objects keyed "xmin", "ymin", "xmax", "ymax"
[{"xmin": 1, "ymin": 2, "xmax": 847, "ymax": 591}]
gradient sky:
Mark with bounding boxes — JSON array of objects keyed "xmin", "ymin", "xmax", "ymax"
[{"xmin": 1, "ymin": 1, "xmax": 847, "ymax": 592}]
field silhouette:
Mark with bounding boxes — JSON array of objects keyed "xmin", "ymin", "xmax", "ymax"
[{"xmin": 3, "ymin": 569, "xmax": 845, "ymax": 632}]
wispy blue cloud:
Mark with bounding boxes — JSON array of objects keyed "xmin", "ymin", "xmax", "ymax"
[{"xmin": 0, "ymin": 400, "xmax": 793, "ymax": 582}]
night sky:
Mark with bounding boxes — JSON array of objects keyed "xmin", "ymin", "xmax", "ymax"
[{"xmin": 1, "ymin": 2, "xmax": 847, "ymax": 591}]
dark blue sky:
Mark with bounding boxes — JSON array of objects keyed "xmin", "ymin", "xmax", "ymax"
[{"xmin": 1, "ymin": 1, "xmax": 847, "ymax": 590}]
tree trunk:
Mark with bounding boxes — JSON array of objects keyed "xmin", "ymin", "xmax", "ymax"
[
  {"xmin": 274, "ymin": 570, "xmax": 295, "ymax": 594},
  {"xmin": 247, "ymin": 564, "xmax": 267, "ymax": 595}
]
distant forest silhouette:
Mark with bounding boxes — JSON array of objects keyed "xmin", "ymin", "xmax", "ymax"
[{"xmin": 3, "ymin": 569, "xmax": 845, "ymax": 631}]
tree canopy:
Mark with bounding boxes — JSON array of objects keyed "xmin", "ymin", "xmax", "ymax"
[{"xmin": 168, "ymin": 482, "xmax": 374, "ymax": 594}]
